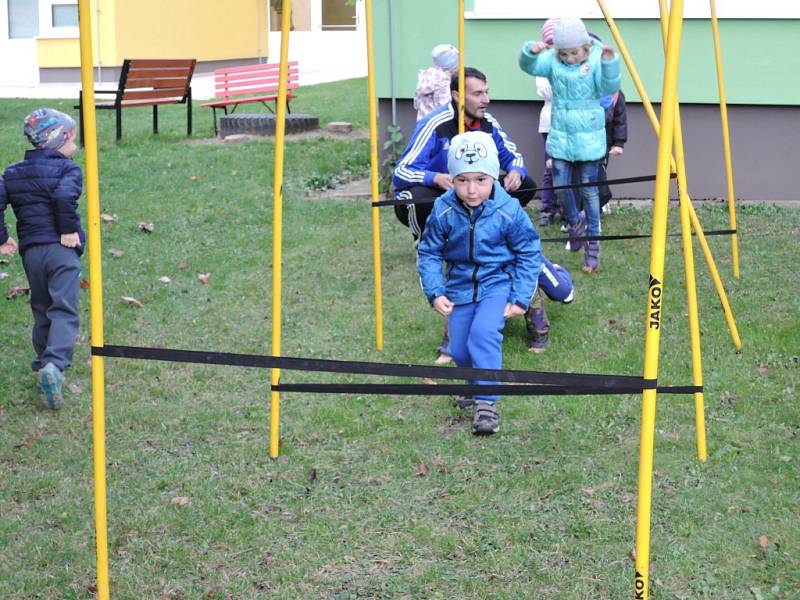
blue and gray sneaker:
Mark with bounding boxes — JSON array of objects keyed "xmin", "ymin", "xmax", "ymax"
[
  {"xmin": 37, "ymin": 363, "xmax": 64, "ymax": 410},
  {"xmin": 472, "ymin": 401, "xmax": 500, "ymax": 435}
]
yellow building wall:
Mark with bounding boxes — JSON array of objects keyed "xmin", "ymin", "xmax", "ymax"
[
  {"xmin": 37, "ymin": 0, "xmax": 266, "ymax": 68},
  {"xmin": 113, "ymin": 0, "xmax": 268, "ymax": 63},
  {"xmin": 37, "ymin": 0, "xmax": 117, "ymax": 67}
]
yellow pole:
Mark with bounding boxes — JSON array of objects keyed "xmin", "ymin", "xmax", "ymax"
[
  {"xmin": 269, "ymin": 0, "xmax": 291, "ymax": 459},
  {"xmin": 596, "ymin": 0, "xmax": 741, "ymax": 351},
  {"xmin": 77, "ymin": 1, "xmax": 110, "ymax": 597},
  {"xmin": 634, "ymin": 1, "xmax": 684, "ymax": 597},
  {"xmin": 657, "ymin": 1, "xmax": 707, "ymax": 463},
  {"xmin": 709, "ymin": 0, "xmax": 740, "ymax": 278},
  {"xmin": 365, "ymin": 0, "xmax": 383, "ymax": 351},
  {"xmin": 457, "ymin": 0, "xmax": 465, "ymax": 133}
]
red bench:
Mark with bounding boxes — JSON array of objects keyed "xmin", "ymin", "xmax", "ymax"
[
  {"xmin": 76, "ymin": 58, "xmax": 196, "ymax": 143},
  {"xmin": 201, "ymin": 61, "xmax": 300, "ymax": 135}
]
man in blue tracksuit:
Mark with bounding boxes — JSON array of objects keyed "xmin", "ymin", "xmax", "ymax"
[
  {"xmin": 417, "ymin": 131, "xmax": 541, "ymax": 435},
  {"xmin": 393, "ymin": 67, "xmax": 537, "ymax": 242}
]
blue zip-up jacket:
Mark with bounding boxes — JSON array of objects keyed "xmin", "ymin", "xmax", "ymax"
[
  {"xmin": 519, "ymin": 41, "xmax": 621, "ymax": 162},
  {"xmin": 417, "ymin": 183, "xmax": 541, "ymax": 309},
  {"xmin": 393, "ymin": 101, "xmax": 528, "ymax": 192},
  {"xmin": 0, "ymin": 149, "xmax": 85, "ymax": 256}
]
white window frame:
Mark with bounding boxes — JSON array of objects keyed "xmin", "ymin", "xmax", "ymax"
[{"xmin": 38, "ymin": 0, "xmax": 78, "ymax": 39}]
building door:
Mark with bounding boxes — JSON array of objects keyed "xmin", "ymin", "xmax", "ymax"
[{"xmin": 0, "ymin": 0, "xmax": 39, "ymax": 86}]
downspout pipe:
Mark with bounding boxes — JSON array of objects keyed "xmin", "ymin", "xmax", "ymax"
[{"xmin": 388, "ymin": 0, "xmax": 397, "ymax": 126}]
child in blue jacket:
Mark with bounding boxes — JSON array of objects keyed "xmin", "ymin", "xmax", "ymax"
[
  {"xmin": 417, "ymin": 131, "xmax": 541, "ymax": 435},
  {"xmin": 519, "ymin": 17, "xmax": 620, "ymax": 273},
  {"xmin": 0, "ymin": 108, "xmax": 85, "ymax": 410}
]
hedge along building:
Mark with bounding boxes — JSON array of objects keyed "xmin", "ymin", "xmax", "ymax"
[
  {"xmin": 373, "ymin": 0, "xmax": 800, "ymax": 201},
  {"xmin": 0, "ymin": 0, "xmax": 366, "ymax": 93}
]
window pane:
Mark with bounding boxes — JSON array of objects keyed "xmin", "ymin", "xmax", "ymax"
[
  {"xmin": 269, "ymin": 0, "xmax": 311, "ymax": 32},
  {"xmin": 8, "ymin": 0, "xmax": 39, "ymax": 38},
  {"xmin": 52, "ymin": 4, "xmax": 79, "ymax": 27},
  {"xmin": 322, "ymin": 0, "xmax": 355, "ymax": 31}
]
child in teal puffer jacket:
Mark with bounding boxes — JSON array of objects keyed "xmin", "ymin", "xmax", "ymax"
[
  {"xmin": 519, "ymin": 17, "xmax": 620, "ymax": 273},
  {"xmin": 418, "ymin": 131, "xmax": 541, "ymax": 435}
]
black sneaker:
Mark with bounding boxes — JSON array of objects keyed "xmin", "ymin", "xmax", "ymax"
[
  {"xmin": 454, "ymin": 395, "xmax": 475, "ymax": 408},
  {"xmin": 472, "ymin": 401, "xmax": 499, "ymax": 435}
]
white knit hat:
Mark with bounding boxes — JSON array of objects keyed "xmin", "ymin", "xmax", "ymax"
[
  {"xmin": 552, "ymin": 17, "xmax": 590, "ymax": 49},
  {"xmin": 447, "ymin": 131, "xmax": 499, "ymax": 179},
  {"xmin": 432, "ymin": 44, "xmax": 459, "ymax": 71}
]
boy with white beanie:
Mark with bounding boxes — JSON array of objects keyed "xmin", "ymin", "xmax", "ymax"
[{"xmin": 417, "ymin": 131, "xmax": 541, "ymax": 434}]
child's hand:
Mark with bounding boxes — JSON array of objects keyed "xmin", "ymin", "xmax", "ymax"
[
  {"xmin": 0, "ymin": 237, "xmax": 18, "ymax": 256},
  {"xmin": 433, "ymin": 173, "xmax": 453, "ymax": 190},
  {"xmin": 433, "ymin": 296, "xmax": 454, "ymax": 316},
  {"xmin": 609, "ymin": 146, "xmax": 624, "ymax": 156},
  {"xmin": 529, "ymin": 41, "xmax": 550, "ymax": 54},
  {"xmin": 503, "ymin": 303, "xmax": 526, "ymax": 319},
  {"xmin": 60, "ymin": 233, "xmax": 81, "ymax": 248},
  {"xmin": 545, "ymin": 158, "xmax": 553, "ymax": 170},
  {"xmin": 601, "ymin": 45, "xmax": 616, "ymax": 60}
]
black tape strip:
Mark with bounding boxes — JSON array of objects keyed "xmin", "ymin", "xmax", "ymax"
[
  {"xmin": 92, "ymin": 344, "xmax": 647, "ymax": 388},
  {"xmin": 273, "ymin": 383, "xmax": 702, "ymax": 396},
  {"xmin": 541, "ymin": 229, "xmax": 737, "ymax": 244},
  {"xmin": 373, "ymin": 173, "xmax": 677, "ymax": 208}
]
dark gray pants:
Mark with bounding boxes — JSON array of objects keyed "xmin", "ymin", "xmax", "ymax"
[{"xmin": 22, "ymin": 243, "xmax": 81, "ymax": 372}]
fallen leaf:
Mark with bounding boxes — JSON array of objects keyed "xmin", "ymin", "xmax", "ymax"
[
  {"xmin": 121, "ymin": 295, "xmax": 143, "ymax": 308},
  {"xmin": 86, "ymin": 584, "xmax": 98, "ymax": 593},
  {"xmin": 580, "ymin": 487, "xmax": 595, "ymax": 496},
  {"xmin": 100, "ymin": 213, "xmax": 116, "ymax": 222},
  {"xmin": 780, "ymin": 455, "xmax": 792, "ymax": 462},
  {"xmin": 628, "ymin": 547, "xmax": 636, "ymax": 563},
  {"xmin": 759, "ymin": 535, "xmax": 769, "ymax": 551},
  {"xmin": 13, "ymin": 436, "xmax": 35, "ymax": 450},
  {"xmin": 67, "ymin": 383, "xmax": 81, "ymax": 394},
  {"xmin": 231, "ymin": 169, "xmax": 237, "ymax": 176},
  {"xmin": 80, "ymin": 278, "xmax": 90, "ymax": 289},
  {"xmin": 137, "ymin": 222, "xmax": 155, "ymax": 233},
  {"xmin": 171, "ymin": 496, "xmax": 190, "ymax": 507},
  {"xmin": 756, "ymin": 365, "xmax": 769, "ymax": 375},
  {"xmin": 0, "ymin": 272, "xmax": 8, "ymax": 280},
  {"xmin": 108, "ymin": 248, "xmax": 125, "ymax": 258},
  {"xmin": 308, "ymin": 468, "xmax": 317, "ymax": 483},
  {"xmin": 197, "ymin": 272, "xmax": 211, "ymax": 285},
  {"xmin": 6, "ymin": 286, "xmax": 30, "ymax": 299},
  {"xmin": 421, "ymin": 378, "xmax": 436, "ymax": 385},
  {"xmin": 189, "ymin": 175, "xmax": 202, "ymax": 181},
  {"xmin": 178, "ymin": 261, "xmax": 189, "ymax": 269},
  {"xmin": 417, "ymin": 464, "xmax": 428, "ymax": 477},
  {"xmin": 75, "ymin": 334, "xmax": 86, "ymax": 344},
  {"xmin": 158, "ymin": 276, "xmax": 172, "ymax": 284}
]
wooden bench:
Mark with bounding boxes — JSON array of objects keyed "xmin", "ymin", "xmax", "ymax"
[
  {"xmin": 76, "ymin": 58, "xmax": 196, "ymax": 143},
  {"xmin": 201, "ymin": 61, "xmax": 300, "ymax": 135}
]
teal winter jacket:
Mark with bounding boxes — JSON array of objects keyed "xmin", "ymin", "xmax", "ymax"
[
  {"xmin": 519, "ymin": 41, "xmax": 620, "ymax": 162},
  {"xmin": 417, "ymin": 183, "xmax": 541, "ymax": 309}
]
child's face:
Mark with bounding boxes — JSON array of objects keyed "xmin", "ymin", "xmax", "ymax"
[
  {"xmin": 453, "ymin": 172, "xmax": 494, "ymax": 208},
  {"xmin": 557, "ymin": 45, "xmax": 590, "ymax": 65},
  {"xmin": 58, "ymin": 129, "xmax": 78, "ymax": 158}
]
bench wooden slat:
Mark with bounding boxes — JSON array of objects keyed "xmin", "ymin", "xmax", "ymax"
[
  {"xmin": 201, "ymin": 92, "xmax": 297, "ymax": 109},
  {"xmin": 127, "ymin": 68, "xmax": 194, "ymax": 80},
  {"xmin": 217, "ymin": 60, "xmax": 298, "ymax": 76},
  {"xmin": 122, "ymin": 88, "xmax": 191, "ymax": 102},
  {"xmin": 218, "ymin": 69, "xmax": 299, "ymax": 87},
  {"xmin": 125, "ymin": 77, "xmax": 193, "ymax": 89},
  {"xmin": 127, "ymin": 59, "xmax": 196, "ymax": 69},
  {"xmin": 215, "ymin": 78, "xmax": 300, "ymax": 94}
]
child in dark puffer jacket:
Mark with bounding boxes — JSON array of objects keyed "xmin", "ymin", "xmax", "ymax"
[{"xmin": 0, "ymin": 108, "xmax": 85, "ymax": 410}]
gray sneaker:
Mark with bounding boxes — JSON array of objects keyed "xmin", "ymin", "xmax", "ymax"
[
  {"xmin": 472, "ymin": 401, "xmax": 500, "ymax": 435},
  {"xmin": 37, "ymin": 362, "xmax": 64, "ymax": 410}
]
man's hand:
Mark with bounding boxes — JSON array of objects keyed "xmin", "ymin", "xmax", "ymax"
[
  {"xmin": 503, "ymin": 169, "xmax": 522, "ymax": 193},
  {"xmin": 433, "ymin": 295, "xmax": 454, "ymax": 316},
  {"xmin": 602, "ymin": 45, "xmax": 616, "ymax": 61},
  {"xmin": 0, "ymin": 237, "xmax": 18, "ymax": 256},
  {"xmin": 503, "ymin": 303, "xmax": 526, "ymax": 319},
  {"xmin": 530, "ymin": 41, "xmax": 550, "ymax": 54},
  {"xmin": 60, "ymin": 233, "xmax": 81, "ymax": 248},
  {"xmin": 433, "ymin": 173, "xmax": 453, "ymax": 190},
  {"xmin": 609, "ymin": 145, "xmax": 624, "ymax": 156}
]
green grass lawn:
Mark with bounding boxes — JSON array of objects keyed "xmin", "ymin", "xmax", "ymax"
[{"xmin": 1, "ymin": 79, "xmax": 798, "ymax": 599}]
